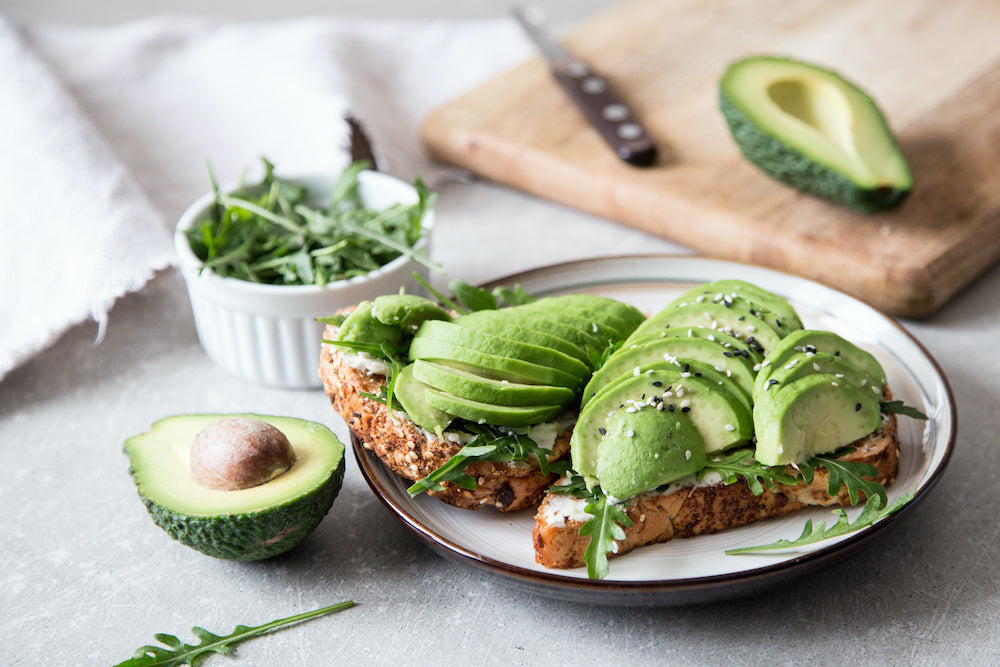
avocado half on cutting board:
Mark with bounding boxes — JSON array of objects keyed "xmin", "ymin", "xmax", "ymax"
[
  {"xmin": 720, "ymin": 55, "xmax": 913, "ymax": 212},
  {"xmin": 124, "ymin": 414, "xmax": 345, "ymax": 561}
]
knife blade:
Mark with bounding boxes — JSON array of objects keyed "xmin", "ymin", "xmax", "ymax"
[{"xmin": 512, "ymin": 6, "xmax": 657, "ymax": 167}]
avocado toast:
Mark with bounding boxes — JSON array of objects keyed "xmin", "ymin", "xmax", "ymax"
[
  {"xmin": 532, "ymin": 280, "xmax": 903, "ymax": 576},
  {"xmin": 319, "ymin": 289, "xmax": 643, "ymax": 511},
  {"xmin": 320, "ymin": 279, "xmax": 910, "ymax": 578}
]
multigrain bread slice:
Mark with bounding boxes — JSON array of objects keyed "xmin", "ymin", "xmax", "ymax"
[
  {"xmin": 320, "ymin": 325, "xmax": 572, "ymax": 511},
  {"xmin": 532, "ymin": 411, "xmax": 899, "ymax": 569}
]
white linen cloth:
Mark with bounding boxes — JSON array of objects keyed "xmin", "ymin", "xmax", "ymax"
[{"xmin": 0, "ymin": 13, "xmax": 529, "ymax": 381}]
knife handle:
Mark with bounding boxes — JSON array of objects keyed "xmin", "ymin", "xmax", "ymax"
[{"xmin": 552, "ymin": 60, "xmax": 657, "ymax": 167}]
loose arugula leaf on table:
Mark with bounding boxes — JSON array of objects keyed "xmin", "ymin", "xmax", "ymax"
[
  {"xmin": 726, "ymin": 491, "xmax": 914, "ymax": 555},
  {"xmin": 406, "ymin": 424, "xmax": 552, "ymax": 497},
  {"xmin": 700, "ymin": 449, "xmax": 801, "ymax": 495},
  {"xmin": 116, "ymin": 600, "xmax": 355, "ymax": 667},
  {"xmin": 881, "ymin": 400, "xmax": 929, "ymax": 420},
  {"xmin": 186, "ymin": 158, "xmax": 440, "ymax": 286}
]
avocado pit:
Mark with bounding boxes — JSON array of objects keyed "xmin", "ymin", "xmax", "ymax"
[{"xmin": 190, "ymin": 417, "xmax": 294, "ymax": 491}]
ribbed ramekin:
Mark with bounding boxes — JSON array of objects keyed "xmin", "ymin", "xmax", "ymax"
[{"xmin": 174, "ymin": 171, "xmax": 433, "ymax": 389}]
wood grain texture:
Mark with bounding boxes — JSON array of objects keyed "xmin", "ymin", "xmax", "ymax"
[{"xmin": 421, "ymin": 0, "xmax": 1000, "ymax": 318}]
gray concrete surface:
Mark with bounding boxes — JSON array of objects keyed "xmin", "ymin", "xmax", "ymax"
[{"xmin": 3, "ymin": 2, "xmax": 999, "ymax": 665}]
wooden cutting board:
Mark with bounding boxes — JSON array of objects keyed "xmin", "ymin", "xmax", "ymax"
[{"xmin": 421, "ymin": 0, "xmax": 1000, "ymax": 318}]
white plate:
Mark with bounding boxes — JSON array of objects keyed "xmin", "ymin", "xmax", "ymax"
[{"xmin": 351, "ymin": 256, "xmax": 956, "ymax": 606}]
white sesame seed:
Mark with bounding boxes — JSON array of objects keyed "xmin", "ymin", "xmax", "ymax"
[{"xmin": 724, "ymin": 424, "xmax": 735, "ymax": 431}]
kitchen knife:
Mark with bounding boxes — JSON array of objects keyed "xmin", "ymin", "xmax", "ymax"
[{"xmin": 512, "ymin": 6, "xmax": 657, "ymax": 167}]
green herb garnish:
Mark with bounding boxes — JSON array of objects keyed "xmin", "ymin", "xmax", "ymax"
[
  {"xmin": 186, "ymin": 158, "xmax": 440, "ymax": 286},
  {"xmin": 726, "ymin": 491, "xmax": 914, "ymax": 555},
  {"xmin": 700, "ymin": 449, "xmax": 801, "ymax": 495},
  {"xmin": 406, "ymin": 424, "xmax": 552, "ymax": 497},
  {"xmin": 800, "ymin": 449, "xmax": 888, "ymax": 507},
  {"xmin": 881, "ymin": 400, "xmax": 929, "ymax": 420},
  {"xmin": 116, "ymin": 600, "xmax": 355, "ymax": 666}
]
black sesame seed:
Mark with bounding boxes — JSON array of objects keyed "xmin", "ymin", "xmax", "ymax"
[
  {"xmin": 768, "ymin": 379, "xmax": 779, "ymax": 386},
  {"xmin": 681, "ymin": 406, "xmax": 691, "ymax": 413},
  {"xmin": 652, "ymin": 381, "xmax": 663, "ymax": 387},
  {"xmin": 683, "ymin": 363, "xmax": 690, "ymax": 372},
  {"xmin": 855, "ymin": 403, "xmax": 862, "ymax": 412},
  {"xmin": 738, "ymin": 315, "xmax": 745, "ymax": 320},
  {"xmin": 723, "ymin": 351, "xmax": 733, "ymax": 357},
  {"xmin": 834, "ymin": 350, "xmax": 841, "ymax": 356},
  {"xmin": 668, "ymin": 404, "xmax": 675, "ymax": 411},
  {"xmin": 598, "ymin": 427, "xmax": 607, "ymax": 435}
]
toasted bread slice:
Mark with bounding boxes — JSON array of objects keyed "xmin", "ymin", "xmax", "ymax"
[
  {"xmin": 320, "ymin": 325, "xmax": 571, "ymax": 511},
  {"xmin": 532, "ymin": 410, "xmax": 899, "ymax": 569}
]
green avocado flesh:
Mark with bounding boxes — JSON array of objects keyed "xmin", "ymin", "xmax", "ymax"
[
  {"xmin": 581, "ymin": 334, "xmax": 756, "ymax": 409},
  {"xmin": 720, "ymin": 56, "xmax": 912, "ymax": 212},
  {"xmin": 595, "ymin": 407, "xmax": 707, "ymax": 500},
  {"xmin": 754, "ymin": 373, "xmax": 882, "ymax": 466},
  {"xmin": 124, "ymin": 414, "xmax": 345, "ymax": 561},
  {"xmin": 627, "ymin": 302, "xmax": 782, "ymax": 357},
  {"xmin": 329, "ymin": 280, "xmax": 889, "ymax": 501}
]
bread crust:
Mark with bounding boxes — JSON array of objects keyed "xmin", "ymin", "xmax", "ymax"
[
  {"xmin": 532, "ymin": 411, "xmax": 899, "ymax": 569},
  {"xmin": 319, "ymin": 326, "xmax": 570, "ymax": 512}
]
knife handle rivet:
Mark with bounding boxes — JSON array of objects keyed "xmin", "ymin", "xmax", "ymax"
[
  {"xmin": 566, "ymin": 61, "xmax": 589, "ymax": 77},
  {"xmin": 602, "ymin": 103, "xmax": 629, "ymax": 121},
  {"xmin": 581, "ymin": 76, "xmax": 607, "ymax": 94},
  {"xmin": 617, "ymin": 123, "xmax": 643, "ymax": 140}
]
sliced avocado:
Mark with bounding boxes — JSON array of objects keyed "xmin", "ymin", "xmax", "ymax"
[
  {"xmin": 412, "ymin": 359, "xmax": 575, "ymax": 407},
  {"xmin": 522, "ymin": 299, "xmax": 639, "ymax": 340},
  {"xmin": 595, "ymin": 406, "xmax": 707, "ymax": 499},
  {"xmin": 581, "ymin": 335, "xmax": 757, "ymax": 408},
  {"xmin": 758, "ymin": 329, "xmax": 886, "ymax": 391},
  {"xmin": 754, "ymin": 372, "xmax": 883, "ymax": 465},
  {"xmin": 336, "ymin": 300, "xmax": 402, "ymax": 347},
  {"xmin": 392, "ymin": 364, "xmax": 454, "ymax": 435},
  {"xmin": 423, "ymin": 386, "xmax": 564, "ymax": 427},
  {"xmin": 124, "ymin": 414, "xmax": 345, "ymax": 561},
  {"xmin": 526, "ymin": 294, "xmax": 646, "ymax": 330},
  {"xmin": 675, "ymin": 279, "xmax": 804, "ymax": 332},
  {"xmin": 623, "ymin": 326, "xmax": 764, "ymax": 367},
  {"xmin": 626, "ymin": 302, "xmax": 782, "ymax": 356},
  {"xmin": 407, "ymin": 336, "xmax": 580, "ymax": 388},
  {"xmin": 720, "ymin": 55, "xmax": 912, "ymax": 212},
  {"xmin": 667, "ymin": 289, "xmax": 799, "ymax": 339},
  {"xmin": 572, "ymin": 369, "xmax": 752, "ymax": 478},
  {"xmin": 753, "ymin": 350, "xmax": 879, "ymax": 399},
  {"xmin": 371, "ymin": 294, "xmax": 450, "ymax": 329},
  {"xmin": 453, "ymin": 309, "xmax": 608, "ymax": 358},
  {"xmin": 413, "ymin": 320, "xmax": 590, "ymax": 380},
  {"xmin": 450, "ymin": 313, "xmax": 590, "ymax": 364}
]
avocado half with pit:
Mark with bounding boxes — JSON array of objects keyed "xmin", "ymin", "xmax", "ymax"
[
  {"xmin": 124, "ymin": 413, "xmax": 345, "ymax": 561},
  {"xmin": 720, "ymin": 55, "xmax": 912, "ymax": 212}
]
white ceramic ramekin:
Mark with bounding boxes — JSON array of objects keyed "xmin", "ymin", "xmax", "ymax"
[{"xmin": 174, "ymin": 170, "xmax": 433, "ymax": 389}]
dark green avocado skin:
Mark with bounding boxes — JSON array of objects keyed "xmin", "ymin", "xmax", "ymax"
[
  {"xmin": 719, "ymin": 92, "xmax": 910, "ymax": 213},
  {"xmin": 133, "ymin": 458, "xmax": 345, "ymax": 561}
]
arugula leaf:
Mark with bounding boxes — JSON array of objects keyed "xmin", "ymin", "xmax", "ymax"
[
  {"xmin": 580, "ymin": 489, "xmax": 633, "ymax": 580},
  {"xmin": 449, "ymin": 279, "xmax": 498, "ymax": 312},
  {"xmin": 492, "ymin": 284, "xmax": 537, "ymax": 306},
  {"xmin": 406, "ymin": 424, "xmax": 552, "ymax": 497},
  {"xmin": 881, "ymin": 400, "xmax": 929, "ymax": 420},
  {"xmin": 411, "ymin": 272, "xmax": 465, "ymax": 313},
  {"xmin": 116, "ymin": 600, "xmax": 355, "ymax": 666},
  {"xmin": 726, "ymin": 491, "xmax": 914, "ymax": 555},
  {"xmin": 801, "ymin": 451, "xmax": 887, "ymax": 507},
  {"xmin": 322, "ymin": 338, "xmax": 404, "ymax": 423},
  {"xmin": 700, "ymin": 449, "xmax": 801, "ymax": 495},
  {"xmin": 587, "ymin": 339, "xmax": 622, "ymax": 374},
  {"xmin": 186, "ymin": 158, "xmax": 440, "ymax": 286}
]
